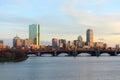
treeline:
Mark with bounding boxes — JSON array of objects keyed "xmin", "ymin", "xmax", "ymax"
[{"xmin": 0, "ymin": 49, "xmax": 28, "ymax": 62}]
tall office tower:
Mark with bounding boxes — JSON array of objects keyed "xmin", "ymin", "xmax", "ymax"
[
  {"xmin": 13, "ymin": 35, "xmax": 22, "ymax": 48},
  {"xmin": 29, "ymin": 24, "xmax": 40, "ymax": 45},
  {"xmin": 52, "ymin": 38, "xmax": 58, "ymax": 48},
  {"xmin": 86, "ymin": 29, "xmax": 93, "ymax": 42}
]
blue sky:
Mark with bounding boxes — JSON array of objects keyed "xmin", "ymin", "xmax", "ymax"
[{"xmin": 0, "ymin": 0, "xmax": 120, "ymax": 47}]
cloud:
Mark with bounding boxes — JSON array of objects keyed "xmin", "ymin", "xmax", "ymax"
[
  {"xmin": 110, "ymin": 33, "xmax": 120, "ymax": 35},
  {"xmin": 61, "ymin": 0, "xmax": 120, "ymax": 33}
]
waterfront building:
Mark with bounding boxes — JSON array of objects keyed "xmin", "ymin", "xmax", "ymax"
[
  {"xmin": 52, "ymin": 38, "xmax": 58, "ymax": 48},
  {"xmin": 78, "ymin": 35, "xmax": 83, "ymax": 42},
  {"xmin": 23, "ymin": 39, "xmax": 33, "ymax": 48},
  {"xmin": 86, "ymin": 29, "xmax": 93, "ymax": 42},
  {"xmin": 94, "ymin": 42, "xmax": 107, "ymax": 49},
  {"xmin": 73, "ymin": 40, "xmax": 79, "ymax": 47},
  {"xmin": 103, "ymin": 43, "xmax": 107, "ymax": 49},
  {"xmin": 68, "ymin": 41, "xmax": 73, "ymax": 48},
  {"xmin": 0, "ymin": 40, "xmax": 4, "ymax": 49},
  {"xmin": 13, "ymin": 35, "xmax": 22, "ymax": 48},
  {"xmin": 59, "ymin": 39, "xmax": 66, "ymax": 49},
  {"xmin": 29, "ymin": 24, "xmax": 40, "ymax": 45},
  {"xmin": 87, "ymin": 42, "xmax": 94, "ymax": 48},
  {"xmin": 77, "ymin": 35, "xmax": 84, "ymax": 48},
  {"xmin": 86, "ymin": 29, "xmax": 94, "ymax": 47}
]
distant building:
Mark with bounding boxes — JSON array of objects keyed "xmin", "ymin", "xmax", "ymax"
[
  {"xmin": 103, "ymin": 43, "xmax": 107, "ymax": 49},
  {"xmin": 78, "ymin": 35, "xmax": 83, "ymax": 42},
  {"xmin": 86, "ymin": 29, "xmax": 94, "ymax": 47},
  {"xmin": 68, "ymin": 41, "xmax": 73, "ymax": 48},
  {"xmin": 13, "ymin": 35, "xmax": 22, "ymax": 48},
  {"xmin": 0, "ymin": 40, "xmax": 4, "ymax": 49},
  {"xmin": 59, "ymin": 39, "xmax": 66, "ymax": 49},
  {"xmin": 23, "ymin": 39, "xmax": 32, "ymax": 48},
  {"xmin": 94, "ymin": 42, "xmax": 107, "ymax": 49},
  {"xmin": 29, "ymin": 24, "xmax": 40, "ymax": 45},
  {"xmin": 86, "ymin": 29, "xmax": 93, "ymax": 42},
  {"xmin": 0, "ymin": 40, "xmax": 3, "ymax": 44},
  {"xmin": 73, "ymin": 40, "xmax": 79, "ymax": 47},
  {"xmin": 87, "ymin": 42, "xmax": 94, "ymax": 48},
  {"xmin": 52, "ymin": 38, "xmax": 58, "ymax": 48},
  {"xmin": 77, "ymin": 35, "xmax": 84, "ymax": 48}
]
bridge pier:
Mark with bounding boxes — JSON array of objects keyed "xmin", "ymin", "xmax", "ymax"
[
  {"xmin": 52, "ymin": 51, "xmax": 57, "ymax": 56},
  {"xmin": 95, "ymin": 50, "xmax": 100, "ymax": 57},
  {"xmin": 109, "ymin": 52, "xmax": 116, "ymax": 56},
  {"xmin": 68, "ymin": 51, "xmax": 73, "ymax": 56},
  {"xmin": 91, "ymin": 52, "xmax": 97, "ymax": 56},
  {"xmin": 35, "ymin": 53, "xmax": 39, "ymax": 56},
  {"xmin": 114, "ymin": 51, "xmax": 118, "ymax": 56},
  {"xmin": 72, "ymin": 50, "xmax": 77, "ymax": 57},
  {"xmin": 39, "ymin": 52, "xmax": 42, "ymax": 56}
]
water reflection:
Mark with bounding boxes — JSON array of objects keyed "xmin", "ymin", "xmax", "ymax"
[{"xmin": 0, "ymin": 56, "xmax": 120, "ymax": 80}]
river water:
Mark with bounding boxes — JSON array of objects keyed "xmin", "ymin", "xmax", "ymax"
[{"xmin": 1, "ymin": 55, "xmax": 120, "ymax": 80}]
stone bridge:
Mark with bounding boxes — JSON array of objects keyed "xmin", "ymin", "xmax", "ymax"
[{"xmin": 27, "ymin": 49, "xmax": 120, "ymax": 56}]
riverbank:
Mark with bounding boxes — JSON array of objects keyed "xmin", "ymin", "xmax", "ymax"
[
  {"xmin": 0, "ymin": 49, "xmax": 28, "ymax": 62},
  {"xmin": 0, "ymin": 56, "xmax": 28, "ymax": 62}
]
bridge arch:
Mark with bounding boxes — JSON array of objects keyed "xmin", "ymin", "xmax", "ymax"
[
  {"xmin": 100, "ymin": 53, "xmax": 110, "ymax": 56},
  {"xmin": 56, "ymin": 51, "xmax": 70, "ymax": 56},
  {"xmin": 39, "ymin": 52, "xmax": 54, "ymax": 57},
  {"xmin": 100, "ymin": 51, "xmax": 117, "ymax": 56},
  {"xmin": 27, "ymin": 51, "xmax": 39, "ymax": 56},
  {"xmin": 77, "ymin": 52, "xmax": 91, "ymax": 57}
]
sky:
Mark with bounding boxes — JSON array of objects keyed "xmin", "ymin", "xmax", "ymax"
[{"xmin": 0, "ymin": 0, "xmax": 120, "ymax": 47}]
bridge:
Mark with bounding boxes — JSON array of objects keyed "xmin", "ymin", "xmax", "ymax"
[{"xmin": 27, "ymin": 49, "xmax": 120, "ymax": 56}]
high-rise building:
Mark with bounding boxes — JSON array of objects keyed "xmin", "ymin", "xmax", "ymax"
[
  {"xmin": 86, "ymin": 29, "xmax": 94, "ymax": 48},
  {"xmin": 59, "ymin": 39, "xmax": 66, "ymax": 49},
  {"xmin": 52, "ymin": 38, "xmax": 58, "ymax": 48},
  {"xmin": 86, "ymin": 29, "xmax": 93, "ymax": 42},
  {"xmin": 29, "ymin": 24, "xmax": 40, "ymax": 45},
  {"xmin": 13, "ymin": 35, "xmax": 22, "ymax": 48}
]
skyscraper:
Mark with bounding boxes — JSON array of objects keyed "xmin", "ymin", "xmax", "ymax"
[
  {"xmin": 86, "ymin": 29, "xmax": 94, "ymax": 47},
  {"xmin": 86, "ymin": 29, "xmax": 93, "ymax": 42},
  {"xmin": 52, "ymin": 38, "xmax": 58, "ymax": 48},
  {"xmin": 29, "ymin": 24, "xmax": 40, "ymax": 45}
]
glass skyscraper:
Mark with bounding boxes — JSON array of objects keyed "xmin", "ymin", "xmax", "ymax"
[
  {"xmin": 29, "ymin": 24, "xmax": 40, "ymax": 45},
  {"xmin": 86, "ymin": 29, "xmax": 93, "ymax": 42}
]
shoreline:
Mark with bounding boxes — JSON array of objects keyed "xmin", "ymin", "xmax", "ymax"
[{"xmin": 0, "ymin": 56, "xmax": 28, "ymax": 62}]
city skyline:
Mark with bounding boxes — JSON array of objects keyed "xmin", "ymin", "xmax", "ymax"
[{"xmin": 0, "ymin": 0, "xmax": 120, "ymax": 47}]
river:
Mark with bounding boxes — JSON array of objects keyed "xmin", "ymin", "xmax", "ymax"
[{"xmin": 0, "ymin": 55, "xmax": 120, "ymax": 80}]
